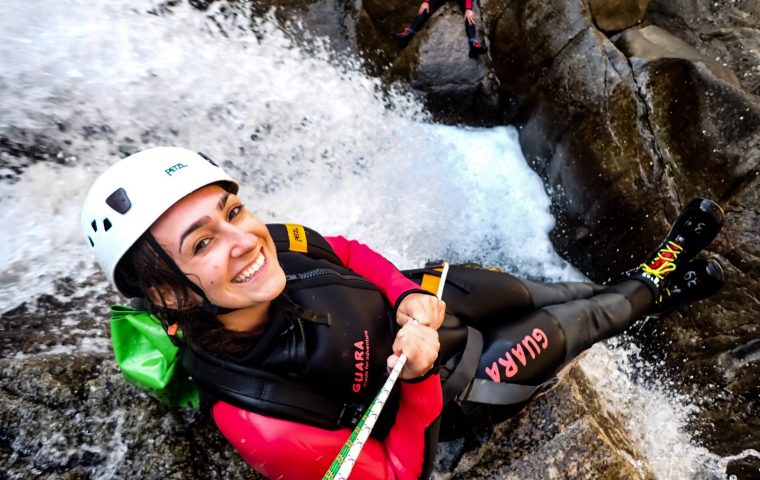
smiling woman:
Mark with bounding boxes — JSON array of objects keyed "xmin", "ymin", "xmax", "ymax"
[
  {"xmin": 81, "ymin": 147, "xmax": 726, "ymax": 480},
  {"xmin": 149, "ymin": 185, "xmax": 287, "ymax": 333}
]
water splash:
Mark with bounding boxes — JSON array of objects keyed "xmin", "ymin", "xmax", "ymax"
[
  {"xmin": 0, "ymin": 0, "xmax": 577, "ymax": 313},
  {"xmin": 579, "ymin": 339, "xmax": 744, "ymax": 480}
]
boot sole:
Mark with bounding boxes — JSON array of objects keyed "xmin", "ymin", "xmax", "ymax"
[
  {"xmin": 662, "ymin": 197, "xmax": 725, "ymax": 266},
  {"xmin": 690, "ymin": 197, "xmax": 725, "ymax": 228}
]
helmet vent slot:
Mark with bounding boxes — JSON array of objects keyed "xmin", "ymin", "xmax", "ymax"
[
  {"xmin": 103, "ymin": 218, "xmax": 112, "ymax": 231},
  {"xmin": 88, "ymin": 236, "xmax": 94, "ymax": 247},
  {"xmin": 197, "ymin": 151, "xmax": 218, "ymax": 167},
  {"xmin": 91, "ymin": 220, "xmax": 97, "ymax": 232},
  {"xmin": 105, "ymin": 187, "xmax": 132, "ymax": 214}
]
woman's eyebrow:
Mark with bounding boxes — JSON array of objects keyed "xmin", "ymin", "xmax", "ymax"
[
  {"xmin": 218, "ymin": 192, "xmax": 231, "ymax": 211},
  {"xmin": 178, "ymin": 192, "xmax": 231, "ymax": 252}
]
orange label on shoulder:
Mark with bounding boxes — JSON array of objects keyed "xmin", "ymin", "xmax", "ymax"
[
  {"xmin": 420, "ymin": 270, "xmax": 442, "ymax": 295},
  {"xmin": 285, "ymin": 224, "xmax": 308, "ymax": 253}
]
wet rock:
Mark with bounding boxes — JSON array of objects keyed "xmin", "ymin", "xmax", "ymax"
[
  {"xmin": 646, "ymin": 0, "xmax": 760, "ymax": 96},
  {"xmin": 638, "ymin": 177, "xmax": 760, "ymax": 459},
  {"xmin": 629, "ymin": 57, "xmax": 760, "ymax": 204},
  {"xmin": 0, "ymin": 353, "xmax": 257, "ymax": 480},
  {"xmin": 0, "ymin": 128, "xmax": 76, "ymax": 184},
  {"xmin": 487, "ymin": 0, "xmax": 594, "ymax": 97},
  {"xmin": 0, "ymin": 275, "xmax": 115, "ymax": 358},
  {"xmin": 615, "ymin": 25, "xmax": 741, "ymax": 86},
  {"xmin": 440, "ymin": 365, "xmax": 653, "ymax": 479},
  {"xmin": 513, "ymin": 24, "xmax": 668, "ymax": 278},
  {"xmin": 587, "ymin": 0, "xmax": 651, "ymax": 32},
  {"xmin": 727, "ymin": 455, "xmax": 760, "ymax": 480}
]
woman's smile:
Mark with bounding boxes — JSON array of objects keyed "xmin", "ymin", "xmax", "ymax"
[{"xmin": 233, "ymin": 250, "xmax": 267, "ymax": 283}]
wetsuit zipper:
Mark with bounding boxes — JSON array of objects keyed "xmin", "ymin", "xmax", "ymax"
[{"xmin": 286, "ymin": 268, "xmax": 371, "ymax": 284}]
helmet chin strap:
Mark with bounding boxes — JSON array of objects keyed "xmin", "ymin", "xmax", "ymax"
[{"xmin": 143, "ymin": 232, "xmax": 238, "ymax": 316}]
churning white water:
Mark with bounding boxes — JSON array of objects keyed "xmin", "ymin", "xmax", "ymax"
[
  {"xmin": 0, "ymin": 0, "xmax": 571, "ymax": 312},
  {"xmin": 0, "ymin": 0, "xmax": 738, "ymax": 478}
]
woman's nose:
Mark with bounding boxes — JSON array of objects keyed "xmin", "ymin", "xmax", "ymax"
[{"xmin": 227, "ymin": 226, "xmax": 258, "ymax": 257}]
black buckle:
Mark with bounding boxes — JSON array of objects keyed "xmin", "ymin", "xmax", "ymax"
[
  {"xmin": 338, "ymin": 402, "xmax": 366, "ymax": 427},
  {"xmin": 424, "ymin": 259, "xmax": 446, "ymax": 270}
]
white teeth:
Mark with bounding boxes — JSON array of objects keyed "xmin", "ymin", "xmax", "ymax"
[{"xmin": 234, "ymin": 252, "xmax": 265, "ymax": 283}]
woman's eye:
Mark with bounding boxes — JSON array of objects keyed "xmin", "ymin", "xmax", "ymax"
[
  {"xmin": 193, "ymin": 238, "xmax": 211, "ymax": 254},
  {"xmin": 229, "ymin": 204, "xmax": 244, "ymax": 220}
]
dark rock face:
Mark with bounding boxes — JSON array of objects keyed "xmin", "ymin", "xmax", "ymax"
[
  {"xmin": 0, "ymin": 353, "xmax": 257, "ymax": 479},
  {"xmin": 615, "ymin": 25, "xmax": 742, "ymax": 86},
  {"xmin": 517, "ymin": 25, "xmax": 668, "ymax": 278},
  {"xmin": 646, "ymin": 0, "xmax": 760, "ymax": 96},
  {"xmin": 587, "ymin": 0, "xmax": 651, "ymax": 32},
  {"xmin": 0, "ymin": 274, "xmax": 262, "ymax": 479},
  {"xmin": 630, "ymin": 57, "xmax": 760, "ymax": 204},
  {"xmin": 441, "ymin": 366, "xmax": 654, "ymax": 479},
  {"xmin": 358, "ymin": 0, "xmax": 760, "ymax": 472}
]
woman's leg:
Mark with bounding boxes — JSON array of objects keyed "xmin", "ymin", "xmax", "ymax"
[
  {"xmin": 404, "ymin": 265, "xmax": 603, "ymax": 325},
  {"xmin": 393, "ymin": 0, "xmax": 448, "ymax": 41},
  {"xmin": 469, "ymin": 197, "xmax": 725, "ymax": 394},
  {"xmin": 440, "ymin": 198, "xmax": 724, "ymax": 441},
  {"xmin": 476, "ymin": 279, "xmax": 651, "ymax": 384},
  {"xmin": 414, "ymin": 265, "xmax": 610, "ymax": 388}
]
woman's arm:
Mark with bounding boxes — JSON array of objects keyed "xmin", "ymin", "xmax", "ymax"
[
  {"xmin": 213, "ymin": 374, "xmax": 443, "ymax": 480},
  {"xmin": 324, "ymin": 235, "xmax": 421, "ymax": 307}
]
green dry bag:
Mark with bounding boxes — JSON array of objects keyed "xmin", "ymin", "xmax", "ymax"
[{"xmin": 110, "ymin": 305, "xmax": 199, "ymax": 409}]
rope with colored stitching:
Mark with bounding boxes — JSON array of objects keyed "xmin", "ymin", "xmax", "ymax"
[{"xmin": 323, "ymin": 262, "xmax": 450, "ymax": 480}]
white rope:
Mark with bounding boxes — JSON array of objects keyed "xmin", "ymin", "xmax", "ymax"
[{"xmin": 324, "ymin": 262, "xmax": 449, "ymax": 480}]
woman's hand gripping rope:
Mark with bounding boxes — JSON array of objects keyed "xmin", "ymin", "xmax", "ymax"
[
  {"xmin": 396, "ymin": 292, "xmax": 446, "ymax": 330},
  {"xmin": 323, "ymin": 262, "xmax": 449, "ymax": 480},
  {"xmin": 387, "ymin": 316, "xmax": 440, "ymax": 380}
]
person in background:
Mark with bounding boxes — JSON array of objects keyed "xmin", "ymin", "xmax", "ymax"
[{"xmin": 393, "ymin": 0, "xmax": 489, "ymax": 59}]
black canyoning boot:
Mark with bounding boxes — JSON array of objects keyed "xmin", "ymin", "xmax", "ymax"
[
  {"xmin": 651, "ymin": 258, "xmax": 725, "ymax": 315},
  {"xmin": 468, "ymin": 40, "xmax": 488, "ymax": 59},
  {"xmin": 392, "ymin": 27, "xmax": 415, "ymax": 46},
  {"xmin": 628, "ymin": 198, "xmax": 724, "ymax": 297}
]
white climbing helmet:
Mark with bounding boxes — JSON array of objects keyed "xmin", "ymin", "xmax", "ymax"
[{"xmin": 81, "ymin": 147, "xmax": 238, "ymax": 295}]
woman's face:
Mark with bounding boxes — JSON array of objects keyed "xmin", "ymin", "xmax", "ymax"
[{"xmin": 150, "ymin": 184, "xmax": 286, "ymax": 313}]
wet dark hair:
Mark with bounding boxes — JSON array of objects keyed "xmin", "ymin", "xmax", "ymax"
[{"xmin": 116, "ymin": 234, "xmax": 259, "ymax": 355}]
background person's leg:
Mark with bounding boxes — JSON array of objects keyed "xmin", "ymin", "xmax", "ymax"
[
  {"xmin": 393, "ymin": 0, "xmax": 448, "ymax": 42},
  {"xmin": 457, "ymin": 0, "xmax": 487, "ymax": 57}
]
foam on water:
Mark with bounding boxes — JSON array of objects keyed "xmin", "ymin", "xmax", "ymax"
[
  {"xmin": 0, "ymin": 1, "xmax": 740, "ymax": 478},
  {"xmin": 0, "ymin": 0, "xmax": 577, "ymax": 313},
  {"xmin": 580, "ymin": 339, "xmax": 755, "ymax": 480}
]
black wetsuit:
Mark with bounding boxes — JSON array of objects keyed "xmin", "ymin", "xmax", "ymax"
[{"xmin": 404, "ymin": 265, "xmax": 653, "ymax": 440}]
